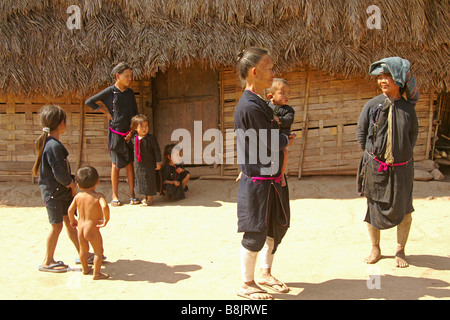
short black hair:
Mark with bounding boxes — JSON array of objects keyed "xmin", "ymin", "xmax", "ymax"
[{"xmin": 75, "ymin": 166, "xmax": 99, "ymax": 189}]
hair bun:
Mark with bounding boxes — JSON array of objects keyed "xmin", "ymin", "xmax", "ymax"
[{"xmin": 237, "ymin": 50, "xmax": 245, "ymax": 61}]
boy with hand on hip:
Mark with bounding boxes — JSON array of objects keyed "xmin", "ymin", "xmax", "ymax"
[{"xmin": 69, "ymin": 166, "xmax": 110, "ymax": 280}]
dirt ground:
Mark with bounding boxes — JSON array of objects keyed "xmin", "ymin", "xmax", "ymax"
[{"xmin": 0, "ymin": 175, "xmax": 449, "ymax": 300}]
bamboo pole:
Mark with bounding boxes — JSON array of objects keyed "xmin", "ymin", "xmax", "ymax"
[
  {"xmin": 77, "ymin": 99, "xmax": 85, "ymax": 170},
  {"xmin": 431, "ymin": 91, "xmax": 444, "ymax": 160},
  {"xmin": 425, "ymin": 91, "xmax": 435, "ymax": 159},
  {"xmin": 219, "ymin": 69, "xmax": 225, "ymax": 177},
  {"xmin": 298, "ymin": 66, "xmax": 312, "ymax": 179}
]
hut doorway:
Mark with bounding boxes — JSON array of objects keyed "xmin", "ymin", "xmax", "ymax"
[{"xmin": 152, "ymin": 63, "xmax": 219, "ymax": 165}]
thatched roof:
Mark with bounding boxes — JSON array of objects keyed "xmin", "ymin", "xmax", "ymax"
[{"xmin": 0, "ymin": 0, "xmax": 449, "ymax": 97}]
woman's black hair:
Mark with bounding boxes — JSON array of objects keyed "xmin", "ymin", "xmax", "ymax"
[
  {"xmin": 111, "ymin": 62, "xmax": 132, "ymax": 80},
  {"xmin": 236, "ymin": 47, "xmax": 270, "ymax": 82}
]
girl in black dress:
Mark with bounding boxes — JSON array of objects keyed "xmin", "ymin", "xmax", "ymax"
[
  {"xmin": 130, "ymin": 114, "xmax": 162, "ymax": 206},
  {"xmin": 85, "ymin": 63, "xmax": 139, "ymax": 206}
]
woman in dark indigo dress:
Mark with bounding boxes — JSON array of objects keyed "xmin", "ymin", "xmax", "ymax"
[
  {"xmin": 85, "ymin": 63, "xmax": 139, "ymax": 206},
  {"xmin": 234, "ymin": 48, "xmax": 294, "ymax": 300},
  {"xmin": 356, "ymin": 58, "xmax": 419, "ymax": 268}
]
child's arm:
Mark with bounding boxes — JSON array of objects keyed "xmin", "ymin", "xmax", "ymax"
[
  {"xmin": 68, "ymin": 195, "xmax": 78, "ymax": 227},
  {"xmin": 163, "ymin": 180, "xmax": 180, "ymax": 186},
  {"xmin": 85, "ymin": 87, "xmax": 113, "ymax": 121},
  {"xmin": 97, "ymin": 195, "xmax": 110, "ymax": 228},
  {"xmin": 277, "ymin": 107, "xmax": 295, "ymax": 128}
]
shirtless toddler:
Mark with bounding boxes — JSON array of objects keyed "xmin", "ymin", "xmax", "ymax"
[{"xmin": 69, "ymin": 166, "xmax": 110, "ymax": 280}]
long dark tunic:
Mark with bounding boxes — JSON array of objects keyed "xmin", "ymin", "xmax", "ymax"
[
  {"xmin": 131, "ymin": 134, "xmax": 162, "ymax": 196},
  {"xmin": 234, "ymin": 90, "xmax": 290, "ymax": 253},
  {"xmin": 85, "ymin": 85, "xmax": 138, "ymax": 168},
  {"xmin": 356, "ymin": 94, "xmax": 419, "ymax": 229}
]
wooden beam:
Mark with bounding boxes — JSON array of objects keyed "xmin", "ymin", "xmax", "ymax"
[
  {"xmin": 425, "ymin": 91, "xmax": 435, "ymax": 159},
  {"xmin": 298, "ymin": 66, "xmax": 312, "ymax": 179}
]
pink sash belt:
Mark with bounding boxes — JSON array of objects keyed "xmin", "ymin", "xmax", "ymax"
[
  {"xmin": 109, "ymin": 127, "xmax": 131, "ymax": 137},
  {"xmin": 372, "ymin": 157, "xmax": 410, "ymax": 172},
  {"xmin": 243, "ymin": 173, "xmax": 282, "ymax": 184}
]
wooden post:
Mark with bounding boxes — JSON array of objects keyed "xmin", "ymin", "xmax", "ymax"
[
  {"xmin": 425, "ymin": 91, "xmax": 435, "ymax": 159},
  {"xmin": 219, "ymin": 69, "xmax": 225, "ymax": 177},
  {"xmin": 77, "ymin": 99, "xmax": 85, "ymax": 170},
  {"xmin": 298, "ymin": 66, "xmax": 312, "ymax": 179}
]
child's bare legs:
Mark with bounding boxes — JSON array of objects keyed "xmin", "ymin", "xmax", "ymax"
[
  {"xmin": 43, "ymin": 222, "xmax": 66, "ymax": 269},
  {"xmin": 78, "ymin": 230, "xmax": 91, "ymax": 275},
  {"xmin": 111, "ymin": 163, "xmax": 120, "ymax": 202},
  {"xmin": 82, "ymin": 225, "xmax": 108, "ymax": 279},
  {"xmin": 125, "ymin": 162, "xmax": 136, "ymax": 200},
  {"xmin": 42, "ymin": 216, "xmax": 79, "ymax": 269},
  {"xmin": 63, "ymin": 215, "xmax": 80, "ymax": 253},
  {"xmin": 281, "ymin": 148, "xmax": 288, "ymax": 187}
]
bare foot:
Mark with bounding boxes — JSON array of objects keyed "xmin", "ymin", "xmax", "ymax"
[
  {"xmin": 364, "ymin": 245, "xmax": 381, "ymax": 264},
  {"xmin": 237, "ymin": 282, "xmax": 272, "ymax": 300},
  {"xmin": 395, "ymin": 247, "xmax": 409, "ymax": 268},
  {"xmin": 93, "ymin": 272, "xmax": 109, "ymax": 280},
  {"xmin": 82, "ymin": 266, "xmax": 92, "ymax": 275}
]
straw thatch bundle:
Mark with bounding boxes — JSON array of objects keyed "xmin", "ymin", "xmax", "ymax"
[{"xmin": 0, "ymin": 0, "xmax": 448, "ymax": 97}]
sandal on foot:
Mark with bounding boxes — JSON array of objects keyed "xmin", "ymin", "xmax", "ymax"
[
  {"xmin": 75, "ymin": 255, "xmax": 107, "ymax": 265},
  {"xmin": 236, "ymin": 286, "xmax": 273, "ymax": 300},
  {"xmin": 256, "ymin": 278, "xmax": 290, "ymax": 293},
  {"xmin": 38, "ymin": 261, "xmax": 69, "ymax": 273},
  {"xmin": 140, "ymin": 199, "xmax": 153, "ymax": 206},
  {"xmin": 129, "ymin": 197, "xmax": 141, "ymax": 205},
  {"xmin": 110, "ymin": 199, "xmax": 122, "ymax": 207}
]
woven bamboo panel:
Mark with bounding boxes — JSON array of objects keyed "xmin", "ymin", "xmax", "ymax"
[{"xmin": 0, "ymin": 80, "xmax": 151, "ymax": 181}]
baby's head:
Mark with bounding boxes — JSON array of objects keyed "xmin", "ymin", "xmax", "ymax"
[
  {"xmin": 75, "ymin": 166, "xmax": 99, "ymax": 190},
  {"xmin": 131, "ymin": 114, "xmax": 149, "ymax": 137},
  {"xmin": 266, "ymin": 78, "xmax": 290, "ymax": 106}
]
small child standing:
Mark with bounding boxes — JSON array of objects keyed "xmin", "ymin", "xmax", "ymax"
[
  {"xmin": 161, "ymin": 144, "xmax": 191, "ymax": 201},
  {"xmin": 130, "ymin": 114, "xmax": 162, "ymax": 206},
  {"xmin": 68, "ymin": 166, "xmax": 110, "ymax": 280},
  {"xmin": 33, "ymin": 105, "xmax": 80, "ymax": 273},
  {"xmin": 266, "ymin": 78, "xmax": 295, "ymax": 186}
]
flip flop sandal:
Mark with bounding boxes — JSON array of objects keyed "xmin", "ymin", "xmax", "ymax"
[
  {"xmin": 140, "ymin": 199, "xmax": 153, "ymax": 206},
  {"xmin": 256, "ymin": 279, "xmax": 290, "ymax": 293},
  {"xmin": 38, "ymin": 261, "xmax": 70, "ymax": 273},
  {"xmin": 110, "ymin": 199, "xmax": 122, "ymax": 207},
  {"xmin": 236, "ymin": 287, "xmax": 273, "ymax": 300},
  {"xmin": 129, "ymin": 198, "xmax": 141, "ymax": 205},
  {"xmin": 75, "ymin": 255, "xmax": 107, "ymax": 265}
]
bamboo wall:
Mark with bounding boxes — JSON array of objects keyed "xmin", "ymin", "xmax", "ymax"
[
  {"xmin": 220, "ymin": 66, "xmax": 434, "ymax": 177},
  {"xmin": 0, "ymin": 67, "xmax": 436, "ymax": 181},
  {"xmin": 0, "ymin": 80, "xmax": 151, "ymax": 181}
]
